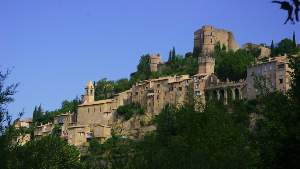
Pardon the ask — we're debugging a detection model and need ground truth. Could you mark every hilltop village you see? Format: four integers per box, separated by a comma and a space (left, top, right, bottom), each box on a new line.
15, 25, 293, 147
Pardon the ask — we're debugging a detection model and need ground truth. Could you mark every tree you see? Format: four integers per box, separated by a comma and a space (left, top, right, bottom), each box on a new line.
292, 31, 296, 46
7, 136, 82, 169
272, 38, 299, 56
130, 55, 152, 84
95, 78, 115, 100
215, 49, 255, 81
114, 78, 131, 93
0, 69, 18, 134
271, 40, 275, 56
127, 102, 258, 169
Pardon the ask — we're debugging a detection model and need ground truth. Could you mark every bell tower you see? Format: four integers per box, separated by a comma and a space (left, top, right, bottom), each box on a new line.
83, 81, 95, 103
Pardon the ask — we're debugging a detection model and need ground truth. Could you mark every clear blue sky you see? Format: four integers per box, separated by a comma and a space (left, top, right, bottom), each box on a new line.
1, 0, 299, 119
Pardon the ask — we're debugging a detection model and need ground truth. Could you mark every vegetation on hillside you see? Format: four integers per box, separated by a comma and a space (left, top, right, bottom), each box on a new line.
214, 43, 257, 81
32, 97, 81, 125
94, 78, 131, 101
129, 48, 198, 85
3, 136, 82, 169
116, 103, 145, 120
271, 38, 299, 56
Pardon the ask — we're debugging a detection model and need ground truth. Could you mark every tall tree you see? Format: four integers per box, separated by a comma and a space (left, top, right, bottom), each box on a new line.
0, 69, 18, 134
293, 31, 296, 47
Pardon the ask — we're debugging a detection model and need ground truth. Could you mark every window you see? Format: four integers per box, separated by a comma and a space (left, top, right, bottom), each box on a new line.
90, 90, 93, 95
157, 84, 160, 88
179, 87, 182, 91
88, 108, 89, 113
279, 79, 283, 84
278, 64, 284, 69
94, 107, 95, 112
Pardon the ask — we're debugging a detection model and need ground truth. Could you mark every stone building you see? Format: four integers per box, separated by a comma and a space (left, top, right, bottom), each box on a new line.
243, 43, 271, 59
14, 119, 32, 129
13, 119, 32, 145
149, 54, 164, 72
67, 125, 90, 146
132, 75, 192, 115
34, 123, 54, 140
246, 55, 291, 99
67, 81, 131, 146
54, 112, 75, 139
194, 25, 239, 57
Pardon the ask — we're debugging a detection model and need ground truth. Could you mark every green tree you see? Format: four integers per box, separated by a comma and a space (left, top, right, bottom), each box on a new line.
114, 78, 131, 93
130, 55, 152, 84
272, 38, 299, 56
116, 103, 144, 120
128, 102, 258, 169
95, 78, 115, 100
0, 69, 18, 133
8, 136, 82, 169
215, 49, 255, 81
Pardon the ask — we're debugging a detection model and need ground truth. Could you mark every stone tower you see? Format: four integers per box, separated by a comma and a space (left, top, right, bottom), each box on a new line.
83, 81, 94, 103
194, 25, 239, 74
149, 54, 163, 72
198, 56, 215, 75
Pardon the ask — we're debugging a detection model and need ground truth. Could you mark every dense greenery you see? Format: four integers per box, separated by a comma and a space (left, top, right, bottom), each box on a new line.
116, 103, 145, 120
130, 48, 198, 84
94, 78, 131, 101
271, 38, 300, 56
32, 97, 81, 125
3, 136, 82, 169
214, 43, 256, 81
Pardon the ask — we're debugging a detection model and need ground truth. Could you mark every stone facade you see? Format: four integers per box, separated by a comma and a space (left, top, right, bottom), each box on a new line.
243, 43, 271, 59
149, 54, 164, 72
132, 75, 192, 115
246, 55, 291, 99
54, 112, 75, 139
34, 123, 54, 140
67, 125, 90, 146
13, 119, 32, 145
194, 25, 239, 57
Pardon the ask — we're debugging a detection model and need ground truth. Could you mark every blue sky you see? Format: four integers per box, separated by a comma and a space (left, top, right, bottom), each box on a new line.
1, 0, 299, 119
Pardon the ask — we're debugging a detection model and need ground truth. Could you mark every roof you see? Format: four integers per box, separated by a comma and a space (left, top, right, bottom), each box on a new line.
68, 125, 89, 129
79, 99, 115, 107
17, 118, 33, 123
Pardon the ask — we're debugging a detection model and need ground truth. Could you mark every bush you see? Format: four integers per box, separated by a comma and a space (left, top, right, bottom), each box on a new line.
116, 103, 145, 120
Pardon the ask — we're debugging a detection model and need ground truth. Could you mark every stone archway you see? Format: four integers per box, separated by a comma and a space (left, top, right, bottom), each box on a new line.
235, 88, 240, 100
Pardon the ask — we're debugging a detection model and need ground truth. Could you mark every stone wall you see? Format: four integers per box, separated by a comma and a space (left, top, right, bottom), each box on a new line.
194, 25, 239, 57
